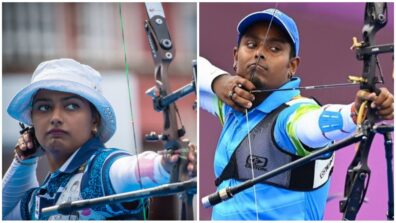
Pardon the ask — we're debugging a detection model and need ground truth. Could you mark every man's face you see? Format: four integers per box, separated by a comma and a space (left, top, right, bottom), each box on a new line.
234, 22, 299, 90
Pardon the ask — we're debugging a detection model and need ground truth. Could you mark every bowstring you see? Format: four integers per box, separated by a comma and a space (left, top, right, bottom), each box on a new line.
245, 111, 259, 220
118, 3, 147, 220
245, 4, 278, 220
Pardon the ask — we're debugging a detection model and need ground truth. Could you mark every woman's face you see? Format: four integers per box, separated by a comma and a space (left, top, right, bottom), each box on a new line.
31, 90, 98, 162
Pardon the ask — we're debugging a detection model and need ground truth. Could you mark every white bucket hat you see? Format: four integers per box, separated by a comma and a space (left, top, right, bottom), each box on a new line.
7, 58, 116, 143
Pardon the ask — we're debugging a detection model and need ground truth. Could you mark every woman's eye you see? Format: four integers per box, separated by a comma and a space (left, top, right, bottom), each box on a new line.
65, 103, 79, 110
37, 105, 50, 111
33, 104, 50, 112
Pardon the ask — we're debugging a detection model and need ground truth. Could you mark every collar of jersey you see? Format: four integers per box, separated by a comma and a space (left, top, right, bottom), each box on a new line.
57, 137, 103, 174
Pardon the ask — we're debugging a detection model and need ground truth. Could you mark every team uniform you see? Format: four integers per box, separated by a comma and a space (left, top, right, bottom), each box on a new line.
199, 57, 357, 220
3, 137, 169, 220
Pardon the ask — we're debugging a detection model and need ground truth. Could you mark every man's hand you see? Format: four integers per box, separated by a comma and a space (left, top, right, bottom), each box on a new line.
212, 74, 256, 112
354, 87, 394, 121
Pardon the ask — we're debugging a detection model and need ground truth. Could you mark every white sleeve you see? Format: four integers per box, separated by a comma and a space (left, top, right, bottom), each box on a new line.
198, 56, 226, 116
3, 201, 23, 220
198, 56, 228, 94
109, 151, 170, 194
295, 103, 357, 148
2, 157, 39, 218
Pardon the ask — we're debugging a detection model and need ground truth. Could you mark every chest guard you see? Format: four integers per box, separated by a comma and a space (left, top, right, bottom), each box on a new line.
215, 104, 334, 191
21, 149, 146, 220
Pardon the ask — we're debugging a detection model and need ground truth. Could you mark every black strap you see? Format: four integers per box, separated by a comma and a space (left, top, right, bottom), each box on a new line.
215, 104, 288, 187
215, 101, 333, 191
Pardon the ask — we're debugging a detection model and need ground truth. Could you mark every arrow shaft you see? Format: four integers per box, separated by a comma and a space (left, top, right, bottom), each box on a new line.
251, 82, 360, 93
41, 178, 196, 218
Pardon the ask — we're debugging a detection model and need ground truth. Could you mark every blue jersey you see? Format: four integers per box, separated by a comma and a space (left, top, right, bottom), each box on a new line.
212, 77, 331, 220
19, 137, 146, 220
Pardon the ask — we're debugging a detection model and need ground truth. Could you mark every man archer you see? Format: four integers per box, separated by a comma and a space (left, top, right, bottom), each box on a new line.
199, 8, 393, 220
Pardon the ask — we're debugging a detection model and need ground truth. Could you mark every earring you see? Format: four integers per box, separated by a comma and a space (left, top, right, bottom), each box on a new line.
233, 65, 237, 71
92, 127, 98, 136
288, 72, 293, 79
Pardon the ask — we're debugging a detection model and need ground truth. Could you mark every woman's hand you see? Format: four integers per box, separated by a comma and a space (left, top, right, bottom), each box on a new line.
161, 140, 197, 178
15, 128, 44, 160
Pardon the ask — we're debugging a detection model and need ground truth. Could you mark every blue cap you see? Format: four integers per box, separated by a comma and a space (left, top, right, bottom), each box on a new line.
237, 8, 299, 56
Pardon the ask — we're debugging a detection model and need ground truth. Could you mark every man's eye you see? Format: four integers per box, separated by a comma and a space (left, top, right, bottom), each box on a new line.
65, 103, 79, 110
247, 41, 256, 48
269, 46, 280, 52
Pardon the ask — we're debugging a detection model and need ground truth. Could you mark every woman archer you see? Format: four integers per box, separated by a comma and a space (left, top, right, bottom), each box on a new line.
3, 58, 196, 220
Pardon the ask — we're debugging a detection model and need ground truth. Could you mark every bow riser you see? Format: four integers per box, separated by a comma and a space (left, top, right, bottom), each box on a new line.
340, 3, 394, 220
360, 3, 387, 92
144, 6, 187, 177
144, 3, 195, 220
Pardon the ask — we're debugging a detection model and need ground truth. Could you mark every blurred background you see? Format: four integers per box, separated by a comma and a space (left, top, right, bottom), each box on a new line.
2, 2, 197, 219
200, 2, 394, 220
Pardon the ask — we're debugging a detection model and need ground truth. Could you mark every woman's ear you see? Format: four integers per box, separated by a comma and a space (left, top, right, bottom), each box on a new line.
91, 109, 100, 132
91, 116, 100, 137
93, 113, 100, 126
